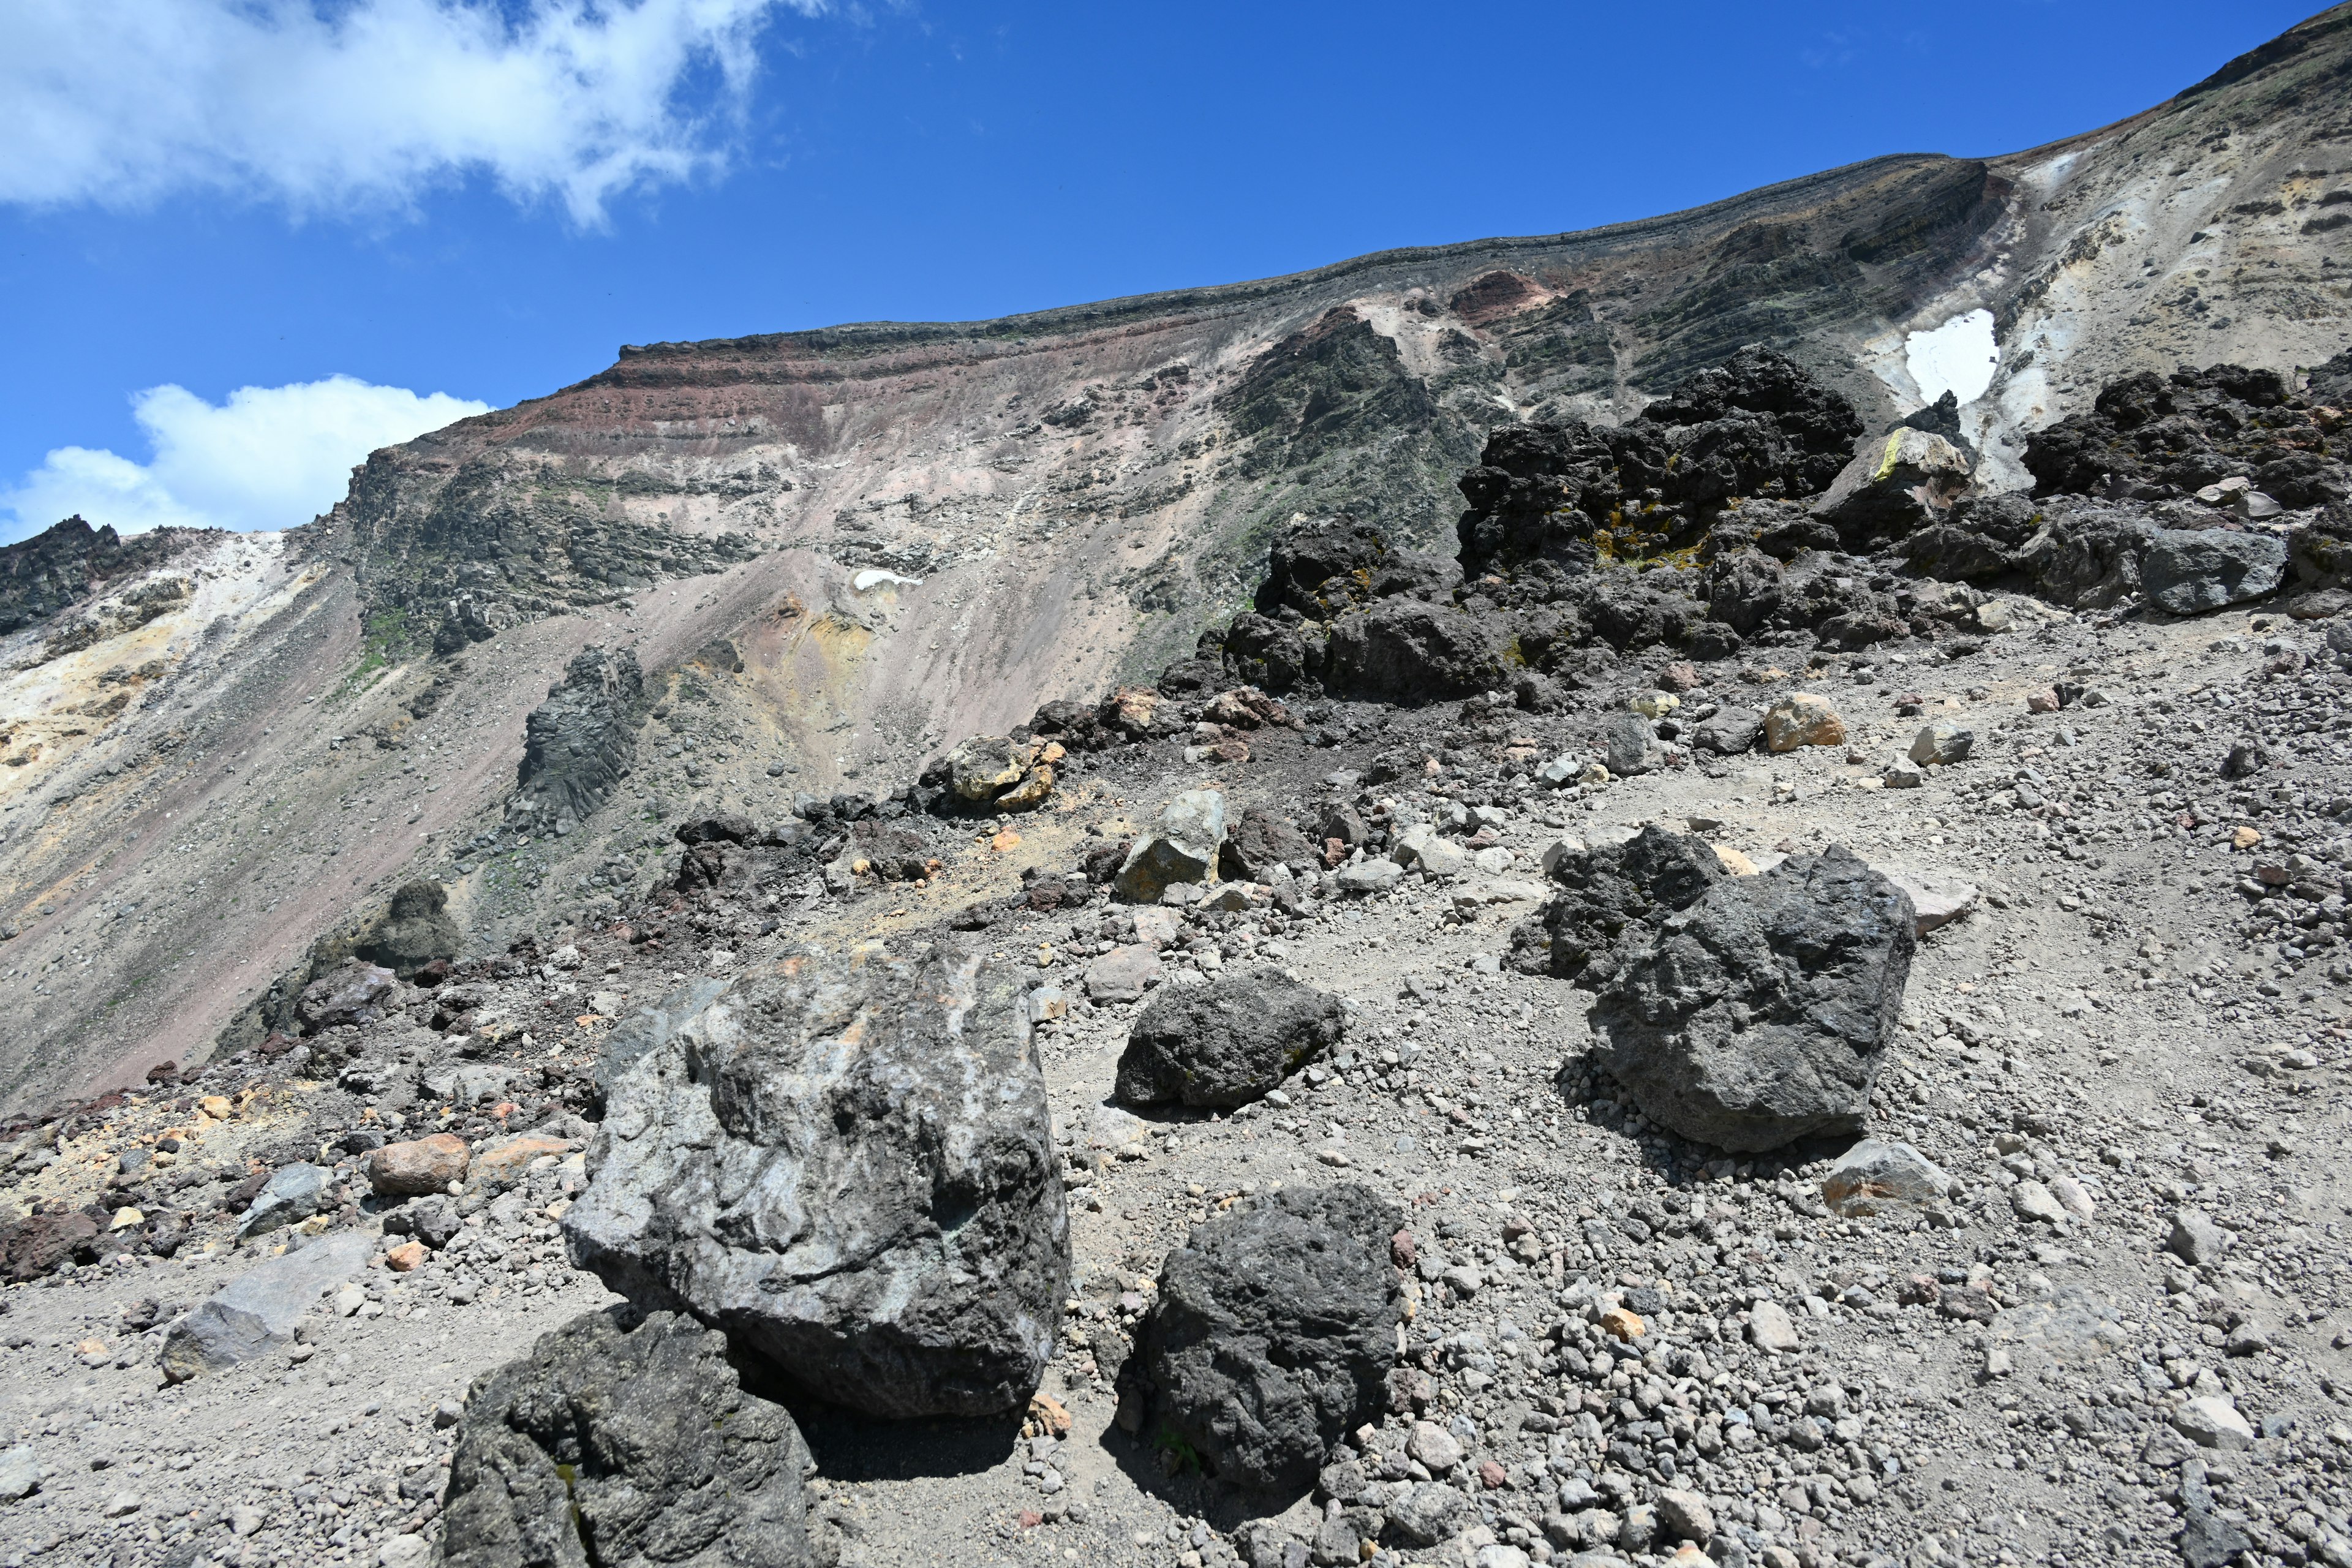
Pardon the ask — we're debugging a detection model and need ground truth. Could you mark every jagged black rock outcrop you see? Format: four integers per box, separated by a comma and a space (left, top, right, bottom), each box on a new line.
1454, 345, 1863, 577
510, 644, 650, 834
2020, 363, 2350, 507
0, 516, 208, 637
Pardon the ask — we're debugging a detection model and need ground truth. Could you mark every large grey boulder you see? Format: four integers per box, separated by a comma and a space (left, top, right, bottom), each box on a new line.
564, 941, 1069, 1419
1505, 825, 1722, 984
1811, 428, 1972, 544
160, 1232, 371, 1381
1115, 790, 1227, 903
1590, 845, 1916, 1152
1114, 970, 1344, 1109
592, 976, 728, 1104
440, 1308, 826, 1568
296, 960, 396, 1033
1131, 1185, 1401, 1494
2141, 528, 2288, 615
1600, 712, 1661, 777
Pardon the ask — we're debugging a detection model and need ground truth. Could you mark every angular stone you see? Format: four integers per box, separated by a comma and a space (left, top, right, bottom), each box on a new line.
2142, 529, 2289, 616
2010, 1180, 2067, 1224
1406, 1421, 1463, 1472
1748, 1300, 1801, 1352
1602, 712, 1662, 776
565, 941, 1069, 1419
2168, 1208, 2230, 1265
1336, 859, 1404, 895
1386, 1483, 1474, 1548
1591, 846, 1915, 1152
1812, 428, 1973, 542
238, 1164, 334, 1238
297, 960, 396, 1033
1394, 824, 1469, 876
1762, 693, 1844, 752
364, 1134, 470, 1197
1691, 705, 1762, 755
1133, 1185, 1401, 1493
1907, 722, 1973, 765
1820, 1139, 1951, 1216
1115, 969, 1343, 1109
1869, 864, 1979, 935
1085, 944, 1163, 1005
1115, 790, 1226, 903
1653, 1487, 1715, 1545
2173, 1395, 2255, 1451
473, 1135, 568, 1190
0, 1445, 39, 1502
441, 1308, 823, 1568
160, 1233, 372, 1381
511, 644, 650, 831
946, 734, 1027, 801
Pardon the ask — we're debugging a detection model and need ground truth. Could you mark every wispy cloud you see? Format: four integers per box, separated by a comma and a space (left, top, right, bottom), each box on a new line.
2, 377, 491, 543
0, 0, 823, 225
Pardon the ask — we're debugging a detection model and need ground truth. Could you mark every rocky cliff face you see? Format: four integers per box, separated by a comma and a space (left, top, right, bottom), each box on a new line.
1, 5, 2349, 1112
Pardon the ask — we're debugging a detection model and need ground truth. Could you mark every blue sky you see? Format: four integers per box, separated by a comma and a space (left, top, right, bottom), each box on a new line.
0, 0, 2323, 543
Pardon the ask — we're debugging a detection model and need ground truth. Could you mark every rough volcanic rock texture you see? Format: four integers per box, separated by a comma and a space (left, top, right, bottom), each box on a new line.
1454, 346, 1863, 576
512, 644, 650, 832
562, 941, 1069, 1419
2021, 364, 2351, 507
1324, 597, 1507, 703
1590, 845, 1917, 1152
1506, 825, 1724, 983
0, 517, 208, 636
1134, 1184, 1402, 1494
440, 1307, 827, 1568
1114, 969, 1344, 1109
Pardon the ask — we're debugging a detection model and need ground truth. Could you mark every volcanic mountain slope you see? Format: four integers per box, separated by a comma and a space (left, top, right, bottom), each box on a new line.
3, 5, 2352, 1112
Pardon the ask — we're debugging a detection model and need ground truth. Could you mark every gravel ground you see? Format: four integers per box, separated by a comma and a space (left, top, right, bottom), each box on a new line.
3, 593, 2351, 1568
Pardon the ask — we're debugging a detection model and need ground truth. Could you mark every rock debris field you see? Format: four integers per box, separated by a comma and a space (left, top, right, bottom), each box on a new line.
1, 350, 2351, 1568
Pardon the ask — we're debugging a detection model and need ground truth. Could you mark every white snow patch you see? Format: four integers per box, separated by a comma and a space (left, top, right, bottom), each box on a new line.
1905, 309, 1999, 407
851, 568, 922, 592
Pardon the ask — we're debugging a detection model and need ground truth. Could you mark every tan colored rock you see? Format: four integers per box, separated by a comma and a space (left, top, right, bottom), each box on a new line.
1599, 1307, 1646, 1341
364, 1133, 470, 1197
1762, 693, 1844, 752
1713, 845, 1758, 875
196, 1096, 233, 1121
473, 1134, 570, 1189
384, 1241, 429, 1272
995, 764, 1054, 812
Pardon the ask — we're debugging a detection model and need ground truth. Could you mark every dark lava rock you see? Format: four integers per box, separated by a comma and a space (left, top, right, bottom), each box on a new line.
1506, 826, 1722, 983
1219, 807, 1316, 883
1253, 513, 1458, 621
564, 941, 1069, 1419
441, 1307, 827, 1568
2141, 527, 2290, 614
1691, 704, 1763, 755
2021, 363, 2351, 507
354, 881, 461, 979
1324, 597, 1507, 702
511, 644, 650, 834
1703, 551, 1782, 633
1133, 1185, 1402, 1494
1114, 970, 1344, 1109
1901, 521, 2012, 582
1590, 845, 1916, 1152
1456, 345, 1860, 577
0, 516, 204, 637
2309, 349, 2352, 407
2010, 502, 2158, 609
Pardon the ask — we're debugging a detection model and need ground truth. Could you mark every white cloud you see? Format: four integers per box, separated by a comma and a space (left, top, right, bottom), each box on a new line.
0, 0, 820, 224
3, 377, 492, 543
